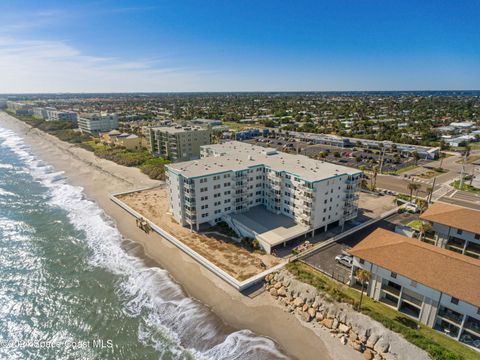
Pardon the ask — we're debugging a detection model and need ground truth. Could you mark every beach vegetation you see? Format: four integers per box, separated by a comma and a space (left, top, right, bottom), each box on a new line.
286, 261, 476, 360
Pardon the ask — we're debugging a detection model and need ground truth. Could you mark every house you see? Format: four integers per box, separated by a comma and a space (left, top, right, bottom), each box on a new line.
349, 228, 480, 348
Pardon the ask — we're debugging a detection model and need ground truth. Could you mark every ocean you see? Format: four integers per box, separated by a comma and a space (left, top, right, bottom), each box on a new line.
0, 126, 287, 360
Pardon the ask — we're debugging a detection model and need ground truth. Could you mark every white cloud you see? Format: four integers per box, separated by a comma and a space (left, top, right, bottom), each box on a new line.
0, 35, 218, 93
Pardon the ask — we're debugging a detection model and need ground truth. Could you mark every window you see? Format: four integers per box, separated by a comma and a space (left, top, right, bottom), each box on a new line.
457, 229, 463, 235
451, 297, 459, 305
410, 280, 417, 288
359, 259, 365, 265
391, 272, 397, 279
475, 234, 480, 240
213, 184, 220, 190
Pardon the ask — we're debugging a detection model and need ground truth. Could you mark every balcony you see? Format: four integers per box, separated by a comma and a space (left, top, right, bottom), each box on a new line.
446, 237, 466, 254
464, 316, 480, 336
380, 294, 399, 308
438, 306, 464, 325
381, 282, 401, 297
465, 242, 480, 259
401, 293, 423, 308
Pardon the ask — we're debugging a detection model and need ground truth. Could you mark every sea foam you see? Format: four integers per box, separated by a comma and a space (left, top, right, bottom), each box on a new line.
0, 127, 287, 360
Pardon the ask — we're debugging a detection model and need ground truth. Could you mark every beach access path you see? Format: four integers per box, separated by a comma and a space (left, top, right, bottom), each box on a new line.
0, 111, 363, 360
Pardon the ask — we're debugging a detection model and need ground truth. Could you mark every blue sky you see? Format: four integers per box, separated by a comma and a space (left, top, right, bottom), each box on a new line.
0, 0, 479, 92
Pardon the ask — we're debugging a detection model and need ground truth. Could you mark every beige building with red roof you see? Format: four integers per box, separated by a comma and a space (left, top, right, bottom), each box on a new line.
349, 228, 480, 349
420, 202, 480, 259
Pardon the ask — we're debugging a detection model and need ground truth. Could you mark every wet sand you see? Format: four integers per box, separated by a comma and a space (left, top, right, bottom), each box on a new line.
0, 111, 362, 360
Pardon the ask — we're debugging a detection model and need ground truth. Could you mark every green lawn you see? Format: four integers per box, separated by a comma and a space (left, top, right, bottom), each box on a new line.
223, 121, 265, 131
387, 164, 419, 175
451, 180, 480, 194
286, 262, 477, 360
406, 220, 424, 231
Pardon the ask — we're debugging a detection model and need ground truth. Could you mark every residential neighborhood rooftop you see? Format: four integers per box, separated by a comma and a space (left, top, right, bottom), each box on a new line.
420, 202, 480, 235
348, 228, 480, 307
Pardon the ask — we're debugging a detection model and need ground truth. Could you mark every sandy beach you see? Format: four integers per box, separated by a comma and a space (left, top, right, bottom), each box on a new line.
0, 111, 362, 360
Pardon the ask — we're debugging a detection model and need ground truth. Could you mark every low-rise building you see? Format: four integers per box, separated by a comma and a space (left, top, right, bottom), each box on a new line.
349, 228, 480, 348
101, 130, 141, 151
78, 113, 118, 133
145, 125, 211, 162
166, 141, 362, 253
420, 202, 480, 259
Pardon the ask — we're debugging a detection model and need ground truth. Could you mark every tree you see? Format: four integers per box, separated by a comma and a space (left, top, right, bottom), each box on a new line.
356, 269, 370, 311
419, 222, 432, 241
407, 182, 421, 201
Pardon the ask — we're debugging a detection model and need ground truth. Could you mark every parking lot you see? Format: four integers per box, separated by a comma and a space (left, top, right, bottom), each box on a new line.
244, 136, 430, 173
301, 212, 419, 283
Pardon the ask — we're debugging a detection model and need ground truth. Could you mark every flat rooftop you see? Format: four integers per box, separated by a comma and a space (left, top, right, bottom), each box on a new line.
230, 206, 310, 247
148, 126, 208, 134
167, 141, 361, 182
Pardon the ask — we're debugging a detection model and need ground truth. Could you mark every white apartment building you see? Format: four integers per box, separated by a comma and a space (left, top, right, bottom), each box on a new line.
349, 228, 480, 349
78, 113, 119, 133
166, 141, 362, 253
33, 106, 78, 122
420, 203, 480, 259
33, 107, 49, 119
145, 125, 211, 162
46, 109, 78, 122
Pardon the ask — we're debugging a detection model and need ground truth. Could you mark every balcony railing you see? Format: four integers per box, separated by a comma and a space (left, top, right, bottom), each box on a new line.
401, 293, 423, 307
464, 316, 480, 335
438, 307, 464, 325
382, 284, 401, 297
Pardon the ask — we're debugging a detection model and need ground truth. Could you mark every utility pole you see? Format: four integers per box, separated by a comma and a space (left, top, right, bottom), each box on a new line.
379, 146, 386, 174
428, 177, 436, 204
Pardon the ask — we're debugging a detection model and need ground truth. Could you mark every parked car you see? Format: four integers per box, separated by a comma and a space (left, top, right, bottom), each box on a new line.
335, 254, 353, 268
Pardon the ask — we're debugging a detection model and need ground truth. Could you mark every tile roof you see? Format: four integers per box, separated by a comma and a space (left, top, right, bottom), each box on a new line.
348, 228, 480, 307
420, 202, 480, 235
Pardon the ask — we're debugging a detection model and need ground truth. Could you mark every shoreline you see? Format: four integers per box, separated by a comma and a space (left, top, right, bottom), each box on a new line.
0, 111, 362, 360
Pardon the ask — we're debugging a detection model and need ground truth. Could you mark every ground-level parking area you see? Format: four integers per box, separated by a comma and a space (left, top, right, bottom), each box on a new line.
242, 137, 433, 173
301, 212, 419, 283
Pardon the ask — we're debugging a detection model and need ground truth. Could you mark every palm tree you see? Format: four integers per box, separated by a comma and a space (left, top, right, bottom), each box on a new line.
419, 222, 432, 241
356, 269, 370, 311
407, 182, 420, 201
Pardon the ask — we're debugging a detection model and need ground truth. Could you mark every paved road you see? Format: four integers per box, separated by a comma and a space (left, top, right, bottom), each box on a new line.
438, 189, 480, 211
302, 213, 418, 282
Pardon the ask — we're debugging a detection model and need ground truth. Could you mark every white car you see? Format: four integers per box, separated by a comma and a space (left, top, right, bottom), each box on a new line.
335, 254, 353, 268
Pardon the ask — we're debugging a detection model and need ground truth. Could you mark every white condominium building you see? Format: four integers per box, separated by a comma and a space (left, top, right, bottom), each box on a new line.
166, 141, 362, 252
145, 125, 211, 162
78, 113, 119, 133
46, 109, 78, 122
